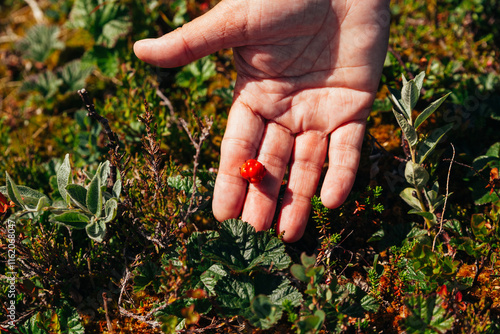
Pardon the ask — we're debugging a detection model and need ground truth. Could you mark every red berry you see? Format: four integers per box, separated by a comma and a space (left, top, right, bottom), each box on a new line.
240, 159, 266, 184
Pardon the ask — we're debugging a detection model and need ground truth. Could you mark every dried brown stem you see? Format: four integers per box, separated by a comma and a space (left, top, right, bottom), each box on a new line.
179, 114, 213, 226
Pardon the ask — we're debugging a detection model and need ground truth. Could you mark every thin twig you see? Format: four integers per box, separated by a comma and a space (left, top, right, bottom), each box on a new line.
179, 115, 213, 226
443, 158, 500, 200
388, 45, 415, 80
433, 143, 455, 251
103, 292, 115, 333
78, 88, 120, 186
156, 88, 176, 118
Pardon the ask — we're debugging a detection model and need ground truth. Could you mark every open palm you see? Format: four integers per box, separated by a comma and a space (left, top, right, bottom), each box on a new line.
134, 0, 390, 242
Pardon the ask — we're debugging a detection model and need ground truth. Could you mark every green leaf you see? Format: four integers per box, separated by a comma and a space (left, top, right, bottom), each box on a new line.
133, 262, 162, 293
249, 295, 281, 330
202, 219, 291, 273
215, 275, 254, 316
167, 174, 201, 195
393, 108, 418, 146
99, 161, 111, 189
16, 24, 64, 63
57, 154, 72, 205
400, 188, 423, 211
82, 46, 120, 77
401, 79, 419, 121
58, 60, 94, 93
200, 264, 227, 296
103, 198, 117, 223
300, 252, 317, 267
1, 180, 50, 211
20, 70, 62, 99
414, 92, 451, 129
404, 294, 454, 333
67, 0, 131, 48
112, 170, 122, 198
53, 211, 89, 229
297, 311, 325, 333
417, 123, 453, 164
405, 161, 429, 189
471, 214, 491, 241
5, 172, 25, 209
290, 264, 308, 282
485, 142, 500, 157
86, 168, 102, 218
414, 71, 426, 91
215, 273, 301, 328
66, 184, 88, 210
361, 294, 380, 313
85, 218, 106, 242
408, 210, 437, 225
388, 87, 405, 116
35, 196, 51, 212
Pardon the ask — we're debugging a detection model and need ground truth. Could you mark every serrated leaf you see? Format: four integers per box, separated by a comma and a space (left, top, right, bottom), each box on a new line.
405, 161, 429, 189
58, 60, 94, 93
401, 79, 419, 121
414, 92, 451, 129
53, 211, 89, 229
361, 294, 380, 313
202, 219, 291, 273
81, 45, 120, 77
393, 109, 418, 146
6, 172, 26, 209
57, 154, 72, 205
85, 218, 106, 242
215, 275, 254, 316
66, 184, 88, 210
215, 273, 301, 328
67, 0, 131, 48
167, 174, 201, 195
16, 24, 64, 63
200, 264, 227, 296
417, 123, 453, 164
133, 262, 162, 293
400, 188, 423, 211
86, 168, 102, 217
405, 294, 454, 333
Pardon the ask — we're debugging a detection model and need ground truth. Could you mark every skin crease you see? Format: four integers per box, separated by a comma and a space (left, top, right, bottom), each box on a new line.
134, 0, 391, 242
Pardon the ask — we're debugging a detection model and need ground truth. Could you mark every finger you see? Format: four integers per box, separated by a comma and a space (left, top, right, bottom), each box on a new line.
212, 100, 265, 222
241, 122, 294, 231
320, 120, 366, 208
134, 1, 247, 67
277, 132, 328, 242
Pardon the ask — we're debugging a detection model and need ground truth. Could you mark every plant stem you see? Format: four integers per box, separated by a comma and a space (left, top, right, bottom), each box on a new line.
410, 144, 432, 228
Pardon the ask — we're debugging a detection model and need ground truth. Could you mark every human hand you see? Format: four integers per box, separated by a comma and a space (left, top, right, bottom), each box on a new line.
134, 0, 390, 242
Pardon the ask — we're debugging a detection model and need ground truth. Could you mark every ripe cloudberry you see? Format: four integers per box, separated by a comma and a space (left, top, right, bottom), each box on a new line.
240, 159, 266, 184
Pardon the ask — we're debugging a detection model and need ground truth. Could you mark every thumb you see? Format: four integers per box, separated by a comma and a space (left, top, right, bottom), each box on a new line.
134, 1, 247, 68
